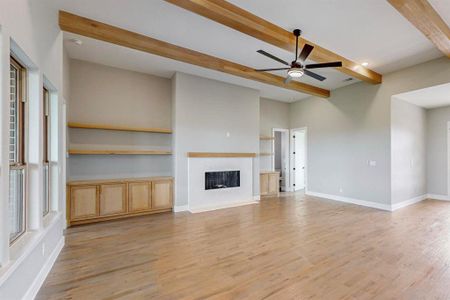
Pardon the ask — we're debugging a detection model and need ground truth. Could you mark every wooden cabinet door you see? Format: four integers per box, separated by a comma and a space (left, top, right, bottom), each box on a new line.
99, 183, 127, 217
260, 174, 268, 196
70, 185, 99, 220
268, 173, 279, 195
128, 182, 151, 212
152, 180, 173, 209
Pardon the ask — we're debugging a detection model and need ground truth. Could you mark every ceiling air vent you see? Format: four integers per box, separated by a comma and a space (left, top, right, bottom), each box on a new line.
343, 77, 353, 82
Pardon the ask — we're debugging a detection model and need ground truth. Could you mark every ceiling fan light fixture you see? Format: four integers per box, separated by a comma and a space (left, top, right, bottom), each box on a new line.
288, 68, 304, 78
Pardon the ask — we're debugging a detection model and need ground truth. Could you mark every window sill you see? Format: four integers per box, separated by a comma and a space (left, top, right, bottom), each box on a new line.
43, 211, 59, 228
0, 212, 62, 286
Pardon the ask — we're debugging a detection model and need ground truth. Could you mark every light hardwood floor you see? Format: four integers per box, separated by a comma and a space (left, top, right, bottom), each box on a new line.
37, 193, 450, 299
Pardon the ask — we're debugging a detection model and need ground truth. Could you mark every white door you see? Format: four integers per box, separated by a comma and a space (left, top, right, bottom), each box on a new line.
293, 130, 306, 190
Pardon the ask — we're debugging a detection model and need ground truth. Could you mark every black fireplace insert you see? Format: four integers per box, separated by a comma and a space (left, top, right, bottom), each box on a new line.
205, 171, 240, 190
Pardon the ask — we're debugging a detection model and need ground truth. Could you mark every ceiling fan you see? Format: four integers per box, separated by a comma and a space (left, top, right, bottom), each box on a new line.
255, 29, 342, 83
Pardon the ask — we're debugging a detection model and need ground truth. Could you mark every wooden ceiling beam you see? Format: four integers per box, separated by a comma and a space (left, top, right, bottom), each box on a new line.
165, 0, 382, 84
59, 11, 329, 98
388, 0, 450, 57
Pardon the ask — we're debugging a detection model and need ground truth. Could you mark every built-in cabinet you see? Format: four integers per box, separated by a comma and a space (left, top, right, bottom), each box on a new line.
128, 182, 152, 212
70, 185, 99, 221
68, 177, 173, 226
152, 179, 173, 209
260, 171, 280, 197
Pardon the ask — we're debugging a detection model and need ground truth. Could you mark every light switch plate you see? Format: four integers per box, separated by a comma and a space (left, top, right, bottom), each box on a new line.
368, 160, 377, 167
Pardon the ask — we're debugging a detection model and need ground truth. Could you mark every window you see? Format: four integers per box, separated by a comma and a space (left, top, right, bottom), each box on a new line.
43, 87, 50, 216
9, 57, 27, 243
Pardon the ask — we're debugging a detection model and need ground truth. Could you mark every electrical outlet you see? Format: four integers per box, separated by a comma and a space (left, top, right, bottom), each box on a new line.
226, 132, 230, 138
339, 187, 343, 193
368, 160, 377, 167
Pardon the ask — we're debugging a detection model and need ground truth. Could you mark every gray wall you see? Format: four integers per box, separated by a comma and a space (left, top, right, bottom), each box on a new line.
172, 72, 260, 206
289, 57, 450, 205
427, 105, 450, 196
69, 59, 171, 127
391, 98, 427, 204
259, 97, 289, 171
67, 60, 172, 180
260, 97, 289, 136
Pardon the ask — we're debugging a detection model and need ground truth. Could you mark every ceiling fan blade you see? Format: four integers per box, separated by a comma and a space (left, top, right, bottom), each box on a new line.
305, 61, 342, 69
284, 75, 293, 84
254, 67, 290, 72
257, 50, 290, 66
304, 70, 326, 81
298, 44, 314, 62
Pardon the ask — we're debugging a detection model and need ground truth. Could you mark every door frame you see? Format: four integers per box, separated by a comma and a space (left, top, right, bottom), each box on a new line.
290, 127, 308, 192
272, 128, 290, 191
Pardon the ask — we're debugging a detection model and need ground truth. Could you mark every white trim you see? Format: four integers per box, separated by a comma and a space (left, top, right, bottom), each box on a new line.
189, 200, 257, 213
0, 212, 62, 286
253, 195, 260, 201
391, 194, 427, 211
306, 191, 391, 211
427, 194, 450, 201
173, 205, 189, 212
22, 237, 64, 300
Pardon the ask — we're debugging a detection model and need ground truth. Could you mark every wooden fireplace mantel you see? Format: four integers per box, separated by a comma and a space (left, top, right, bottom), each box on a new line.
187, 152, 256, 158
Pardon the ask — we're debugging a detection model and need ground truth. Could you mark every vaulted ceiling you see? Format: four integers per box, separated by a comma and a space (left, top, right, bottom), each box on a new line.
54, 0, 448, 102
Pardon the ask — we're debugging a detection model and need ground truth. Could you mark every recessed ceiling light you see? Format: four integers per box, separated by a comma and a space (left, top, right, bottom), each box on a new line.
69, 38, 83, 45
361, 62, 369, 67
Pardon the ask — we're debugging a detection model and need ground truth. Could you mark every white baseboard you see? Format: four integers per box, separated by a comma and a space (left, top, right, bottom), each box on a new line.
173, 205, 189, 212
427, 194, 450, 201
391, 194, 427, 211
24, 237, 64, 300
189, 200, 257, 213
306, 191, 391, 211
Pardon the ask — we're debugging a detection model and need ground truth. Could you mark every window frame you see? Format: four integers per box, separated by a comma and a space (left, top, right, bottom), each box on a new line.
43, 86, 50, 216
9, 56, 27, 244
10, 57, 26, 165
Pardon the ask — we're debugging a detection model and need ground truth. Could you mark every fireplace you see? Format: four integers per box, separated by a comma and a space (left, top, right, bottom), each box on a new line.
205, 171, 240, 190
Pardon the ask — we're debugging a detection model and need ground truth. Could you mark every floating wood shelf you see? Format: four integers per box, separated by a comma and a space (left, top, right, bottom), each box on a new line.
69, 149, 172, 155
68, 122, 172, 134
259, 152, 274, 156
188, 152, 256, 158
260, 136, 275, 140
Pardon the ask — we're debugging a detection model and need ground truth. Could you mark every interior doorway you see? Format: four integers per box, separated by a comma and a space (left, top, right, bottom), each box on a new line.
272, 128, 290, 192
290, 128, 307, 191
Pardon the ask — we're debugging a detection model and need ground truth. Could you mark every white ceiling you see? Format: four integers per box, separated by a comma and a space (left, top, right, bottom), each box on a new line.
55, 0, 447, 102
395, 83, 450, 109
